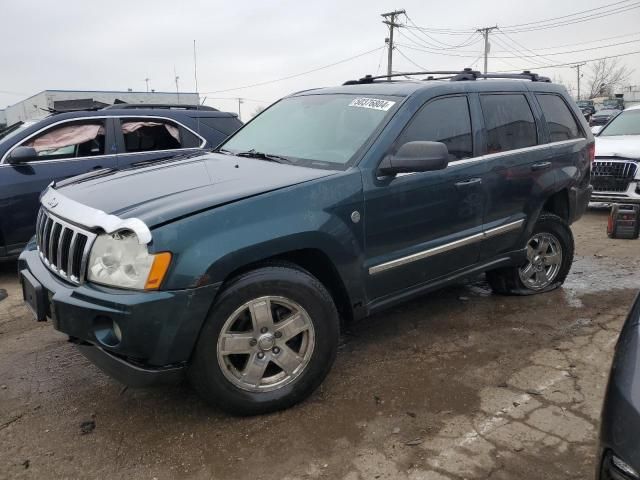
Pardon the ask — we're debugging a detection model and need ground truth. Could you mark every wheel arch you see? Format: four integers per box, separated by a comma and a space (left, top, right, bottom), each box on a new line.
215, 247, 356, 326
541, 188, 570, 222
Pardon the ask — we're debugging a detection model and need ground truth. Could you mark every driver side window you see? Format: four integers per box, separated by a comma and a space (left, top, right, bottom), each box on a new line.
22, 120, 106, 161
395, 96, 473, 161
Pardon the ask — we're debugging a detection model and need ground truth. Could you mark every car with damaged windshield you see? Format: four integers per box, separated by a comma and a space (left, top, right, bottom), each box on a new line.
591, 104, 640, 204
0, 104, 242, 260
19, 69, 593, 415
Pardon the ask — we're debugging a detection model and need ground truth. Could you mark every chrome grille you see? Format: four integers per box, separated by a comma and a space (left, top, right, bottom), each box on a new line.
36, 208, 96, 284
592, 160, 638, 193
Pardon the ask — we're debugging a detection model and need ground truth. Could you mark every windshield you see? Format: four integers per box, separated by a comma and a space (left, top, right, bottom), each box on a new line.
599, 109, 640, 136
221, 94, 401, 168
0, 121, 36, 144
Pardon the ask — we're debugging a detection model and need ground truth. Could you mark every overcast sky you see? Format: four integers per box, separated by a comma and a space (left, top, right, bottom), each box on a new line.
1, 0, 639, 117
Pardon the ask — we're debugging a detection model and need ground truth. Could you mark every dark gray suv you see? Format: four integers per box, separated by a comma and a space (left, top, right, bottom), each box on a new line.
19, 70, 593, 415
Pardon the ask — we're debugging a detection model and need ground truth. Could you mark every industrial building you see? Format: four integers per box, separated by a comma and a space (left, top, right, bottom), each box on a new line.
0, 90, 200, 127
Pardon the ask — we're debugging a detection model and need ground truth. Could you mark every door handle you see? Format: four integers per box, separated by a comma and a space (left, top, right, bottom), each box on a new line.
455, 178, 482, 188
531, 161, 552, 171
92, 165, 104, 170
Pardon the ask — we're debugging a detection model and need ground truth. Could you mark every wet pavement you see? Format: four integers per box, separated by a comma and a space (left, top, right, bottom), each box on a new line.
1, 209, 638, 480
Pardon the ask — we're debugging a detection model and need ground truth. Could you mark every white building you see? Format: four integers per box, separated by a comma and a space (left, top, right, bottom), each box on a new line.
3, 90, 200, 126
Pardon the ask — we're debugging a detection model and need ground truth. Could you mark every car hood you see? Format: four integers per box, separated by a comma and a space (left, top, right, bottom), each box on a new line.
595, 135, 640, 161
54, 152, 337, 226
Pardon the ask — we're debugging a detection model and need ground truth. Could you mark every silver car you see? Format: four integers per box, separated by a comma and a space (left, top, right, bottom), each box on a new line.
591, 105, 640, 204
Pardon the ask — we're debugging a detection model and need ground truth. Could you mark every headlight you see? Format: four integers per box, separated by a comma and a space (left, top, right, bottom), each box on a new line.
87, 232, 171, 290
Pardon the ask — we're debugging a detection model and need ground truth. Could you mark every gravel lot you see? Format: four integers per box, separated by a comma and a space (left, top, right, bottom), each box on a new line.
1, 209, 639, 480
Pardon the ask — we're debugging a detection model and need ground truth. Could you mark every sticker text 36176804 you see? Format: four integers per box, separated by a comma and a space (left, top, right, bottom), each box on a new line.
348, 97, 396, 111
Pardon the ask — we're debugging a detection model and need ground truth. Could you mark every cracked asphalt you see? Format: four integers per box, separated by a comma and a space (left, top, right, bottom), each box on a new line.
1, 208, 639, 480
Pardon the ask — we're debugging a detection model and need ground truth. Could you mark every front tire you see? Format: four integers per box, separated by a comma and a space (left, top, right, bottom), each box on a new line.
189, 264, 340, 415
487, 213, 574, 295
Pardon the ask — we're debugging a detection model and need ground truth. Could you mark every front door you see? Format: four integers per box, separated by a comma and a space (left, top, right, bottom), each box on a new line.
0, 118, 117, 255
363, 95, 486, 301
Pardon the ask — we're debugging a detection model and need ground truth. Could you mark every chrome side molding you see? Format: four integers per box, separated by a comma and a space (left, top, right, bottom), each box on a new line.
369, 219, 524, 275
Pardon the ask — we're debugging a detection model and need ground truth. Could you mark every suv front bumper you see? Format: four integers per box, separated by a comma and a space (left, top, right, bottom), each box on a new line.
591, 181, 640, 204
18, 246, 218, 386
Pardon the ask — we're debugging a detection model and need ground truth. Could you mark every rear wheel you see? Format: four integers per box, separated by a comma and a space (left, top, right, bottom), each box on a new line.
189, 264, 339, 415
487, 213, 574, 295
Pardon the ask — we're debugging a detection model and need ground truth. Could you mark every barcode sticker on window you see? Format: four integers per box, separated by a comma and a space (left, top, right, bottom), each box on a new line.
348, 98, 396, 111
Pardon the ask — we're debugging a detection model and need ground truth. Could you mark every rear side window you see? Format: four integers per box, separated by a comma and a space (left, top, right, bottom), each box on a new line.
480, 94, 537, 154
120, 119, 189, 153
536, 94, 583, 142
396, 95, 473, 161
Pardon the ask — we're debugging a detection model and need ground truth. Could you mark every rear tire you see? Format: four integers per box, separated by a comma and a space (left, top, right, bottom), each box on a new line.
487, 212, 574, 295
189, 264, 340, 415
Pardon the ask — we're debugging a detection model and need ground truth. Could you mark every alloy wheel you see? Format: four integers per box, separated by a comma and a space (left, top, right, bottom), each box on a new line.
216, 296, 315, 392
518, 233, 563, 290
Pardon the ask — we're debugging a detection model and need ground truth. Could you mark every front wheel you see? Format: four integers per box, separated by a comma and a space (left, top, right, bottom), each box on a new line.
189, 264, 340, 415
487, 213, 574, 295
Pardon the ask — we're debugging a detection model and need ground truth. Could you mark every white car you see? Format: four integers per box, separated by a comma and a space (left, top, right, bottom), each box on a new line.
591, 104, 640, 204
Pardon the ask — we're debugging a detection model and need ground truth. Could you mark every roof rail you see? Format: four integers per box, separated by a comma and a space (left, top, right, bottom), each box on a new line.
343, 68, 551, 85
102, 103, 218, 111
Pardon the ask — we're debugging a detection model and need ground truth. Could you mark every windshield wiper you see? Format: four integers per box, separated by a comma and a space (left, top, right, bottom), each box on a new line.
234, 149, 291, 164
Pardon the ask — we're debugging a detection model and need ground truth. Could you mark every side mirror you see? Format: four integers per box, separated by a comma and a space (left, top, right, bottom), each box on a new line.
378, 141, 449, 175
591, 126, 603, 135
7, 146, 38, 164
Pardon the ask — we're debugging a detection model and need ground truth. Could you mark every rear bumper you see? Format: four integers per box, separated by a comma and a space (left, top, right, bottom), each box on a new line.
18, 245, 219, 385
569, 185, 593, 223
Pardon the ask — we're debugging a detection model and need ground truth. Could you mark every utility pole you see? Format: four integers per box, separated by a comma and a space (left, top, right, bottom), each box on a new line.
571, 63, 586, 100
174, 66, 180, 104
237, 98, 243, 121
476, 26, 498, 74
144, 78, 150, 92
381, 9, 405, 80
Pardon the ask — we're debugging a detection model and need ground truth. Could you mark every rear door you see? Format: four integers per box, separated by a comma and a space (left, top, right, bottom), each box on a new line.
114, 117, 205, 168
0, 118, 117, 254
476, 92, 551, 260
364, 94, 487, 301
534, 93, 589, 200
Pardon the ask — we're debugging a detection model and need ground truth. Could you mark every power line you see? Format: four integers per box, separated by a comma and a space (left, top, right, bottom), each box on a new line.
500, 0, 636, 30
500, 2, 640, 32
494, 49, 640, 72
404, 14, 480, 49
404, 1, 640, 35
397, 37, 640, 59
395, 47, 428, 70
495, 28, 561, 66
200, 46, 384, 94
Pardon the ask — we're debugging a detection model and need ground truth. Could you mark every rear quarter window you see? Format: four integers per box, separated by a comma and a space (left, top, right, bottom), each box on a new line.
536, 94, 584, 142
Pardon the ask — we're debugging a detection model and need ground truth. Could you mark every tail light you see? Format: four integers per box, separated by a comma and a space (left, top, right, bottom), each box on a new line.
588, 143, 595, 164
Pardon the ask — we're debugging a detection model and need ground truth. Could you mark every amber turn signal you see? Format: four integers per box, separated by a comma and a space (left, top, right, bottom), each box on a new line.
144, 252, 172, 290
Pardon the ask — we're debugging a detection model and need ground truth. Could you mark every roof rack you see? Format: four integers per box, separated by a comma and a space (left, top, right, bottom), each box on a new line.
102, 103, 218, 111
343, 68, 551, 85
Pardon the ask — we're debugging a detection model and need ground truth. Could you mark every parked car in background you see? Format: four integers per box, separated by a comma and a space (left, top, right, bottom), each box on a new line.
577, 99, 596, 121
591, 108, 622, 132
591, 105, 640, 204
0, 105, 242, 260
599, 291, 640, 480
18, 69, 593, 415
